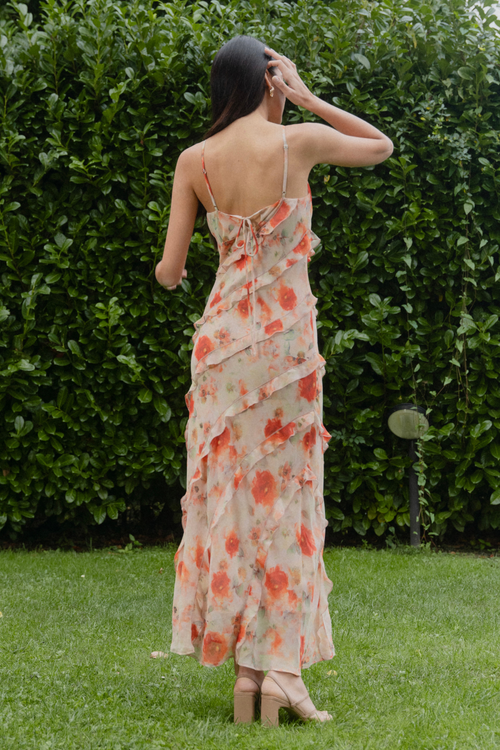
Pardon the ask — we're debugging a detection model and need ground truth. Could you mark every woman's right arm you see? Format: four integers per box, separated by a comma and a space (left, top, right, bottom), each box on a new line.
265, 48, 393, 168
301, 98, 393, 167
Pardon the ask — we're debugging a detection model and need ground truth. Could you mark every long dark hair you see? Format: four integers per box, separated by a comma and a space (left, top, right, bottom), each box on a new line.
204, 35, 277, 139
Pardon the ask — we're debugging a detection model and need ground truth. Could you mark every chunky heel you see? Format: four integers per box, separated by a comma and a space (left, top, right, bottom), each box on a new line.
234, 691, 256, 724
233, 672, 262, 724
261, 694, 282, 727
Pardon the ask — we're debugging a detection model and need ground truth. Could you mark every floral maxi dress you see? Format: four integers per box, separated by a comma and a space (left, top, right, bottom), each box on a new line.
170, 126, 335, 675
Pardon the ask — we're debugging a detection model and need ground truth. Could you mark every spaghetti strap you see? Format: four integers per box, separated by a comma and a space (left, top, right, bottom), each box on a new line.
202, 128, 288, 212
281, 125, 288, 199
201, 140, 218, 211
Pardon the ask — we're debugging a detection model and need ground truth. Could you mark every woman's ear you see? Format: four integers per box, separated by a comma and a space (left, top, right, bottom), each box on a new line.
264, 70, 274, 92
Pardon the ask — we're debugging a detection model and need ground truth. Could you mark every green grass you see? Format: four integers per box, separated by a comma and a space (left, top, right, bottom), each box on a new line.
0, 545, 499, 750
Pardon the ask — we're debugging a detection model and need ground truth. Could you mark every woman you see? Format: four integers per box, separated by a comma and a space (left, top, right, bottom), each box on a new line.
155, 36, 393, 726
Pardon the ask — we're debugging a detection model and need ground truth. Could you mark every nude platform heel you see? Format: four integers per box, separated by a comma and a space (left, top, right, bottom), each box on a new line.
260, 673, 332, 727
233, 674, 261, 724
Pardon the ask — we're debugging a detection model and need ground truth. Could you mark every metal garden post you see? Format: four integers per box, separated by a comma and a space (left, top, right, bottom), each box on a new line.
388, 404, 429, 547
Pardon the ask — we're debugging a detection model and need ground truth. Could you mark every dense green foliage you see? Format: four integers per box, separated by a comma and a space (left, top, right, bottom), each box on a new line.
1, 0, 500, 540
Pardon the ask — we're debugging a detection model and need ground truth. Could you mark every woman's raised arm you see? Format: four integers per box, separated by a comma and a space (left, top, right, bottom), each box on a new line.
265, 47, 393, 168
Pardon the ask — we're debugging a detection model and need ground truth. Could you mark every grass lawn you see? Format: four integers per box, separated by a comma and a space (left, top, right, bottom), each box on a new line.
0, 544, 499, 750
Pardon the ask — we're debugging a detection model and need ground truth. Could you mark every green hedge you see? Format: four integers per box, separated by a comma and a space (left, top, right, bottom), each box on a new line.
1, 0, 500, 541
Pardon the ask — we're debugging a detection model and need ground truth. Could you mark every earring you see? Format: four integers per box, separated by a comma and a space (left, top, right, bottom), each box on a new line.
269, 86, 274, 98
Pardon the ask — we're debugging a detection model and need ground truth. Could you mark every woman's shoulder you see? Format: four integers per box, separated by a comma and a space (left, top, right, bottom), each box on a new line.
284, 121, 342, 167
174, 141, 205, 177
177, 121, 327, 167
284, 121, 331, 145
178, 141, 204, 160
176, 133, 228, 166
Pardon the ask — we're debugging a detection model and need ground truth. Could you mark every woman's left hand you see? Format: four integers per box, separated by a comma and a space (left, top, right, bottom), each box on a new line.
167, 269, 187, 290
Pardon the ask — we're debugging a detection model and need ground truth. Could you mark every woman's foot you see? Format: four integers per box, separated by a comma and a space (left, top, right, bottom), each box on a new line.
262, 669, 332, 723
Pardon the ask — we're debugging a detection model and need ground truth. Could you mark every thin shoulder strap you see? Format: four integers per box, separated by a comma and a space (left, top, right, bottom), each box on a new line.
202, 133, 287, 210
281, 125, 288, 199
201, 141, 218, 211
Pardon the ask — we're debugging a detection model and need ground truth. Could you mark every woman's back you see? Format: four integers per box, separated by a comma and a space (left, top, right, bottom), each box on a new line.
193, 117, 310, 218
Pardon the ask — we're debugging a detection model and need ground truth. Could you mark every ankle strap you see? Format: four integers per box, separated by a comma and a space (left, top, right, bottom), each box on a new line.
236, 674, 261, 690
265, 673, 312, 710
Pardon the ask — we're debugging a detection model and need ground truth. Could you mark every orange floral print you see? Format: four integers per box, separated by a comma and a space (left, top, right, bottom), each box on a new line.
268, 628, 283, 654
249, 527, 261, 544
195, 542, 204, 569
211, 426, 231, 456
265, 417, 282, 437
265, 319, 283, 335
257, 296, 272, 321
277, 283, 297, 311
215, 327, 231, 344
265, 566, 289, 601
256, 549, 267, 570
293, 234, 311, 256
275, 421, 295, 442
211, 570, 231, 599
237, 298, 250, 317
251, 470, 278, 507
279, 461, 292, 490
269, 201, 291, 228
194, 335, 214, 361
225, 530, 239, 558
302, 426, 317, 451
297, 524, 317, 557
236, 624, 246, 643
199, 380, 216, 403
273, 631, 283, 652
300, 635, 306, 663
233, 469, 244, 489
235, 254, 248, 271
186, 392, 194, 416
203, 632, 228, 665
210, 291, 221, 307
298, 371, 317, 402
232, 611, 242, 630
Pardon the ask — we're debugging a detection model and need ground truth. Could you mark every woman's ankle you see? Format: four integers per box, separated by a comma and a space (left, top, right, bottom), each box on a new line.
238, 665, 264, 677
268, 669, 302, 679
